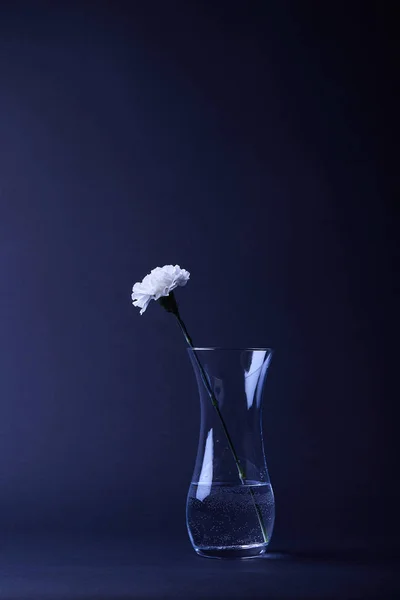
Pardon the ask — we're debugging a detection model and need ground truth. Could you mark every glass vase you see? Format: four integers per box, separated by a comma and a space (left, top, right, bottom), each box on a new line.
186, 347, 275, 559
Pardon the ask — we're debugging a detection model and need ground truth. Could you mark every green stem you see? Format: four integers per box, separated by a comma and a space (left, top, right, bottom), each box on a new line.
174, 313, 268, 544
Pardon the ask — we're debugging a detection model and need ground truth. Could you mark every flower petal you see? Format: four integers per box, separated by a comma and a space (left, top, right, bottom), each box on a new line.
131, 265, 190, 314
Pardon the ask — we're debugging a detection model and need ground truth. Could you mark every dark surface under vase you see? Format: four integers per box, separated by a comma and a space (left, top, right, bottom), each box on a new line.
1, 533, 398, 600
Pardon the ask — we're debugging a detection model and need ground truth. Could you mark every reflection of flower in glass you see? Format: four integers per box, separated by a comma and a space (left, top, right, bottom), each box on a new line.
131, 264, 190, 314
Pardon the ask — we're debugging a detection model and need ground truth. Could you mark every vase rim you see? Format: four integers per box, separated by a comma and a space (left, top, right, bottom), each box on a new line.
187, 347, 273, 352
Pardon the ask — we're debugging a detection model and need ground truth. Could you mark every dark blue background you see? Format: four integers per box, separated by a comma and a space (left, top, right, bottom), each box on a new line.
0, 1, 397, 586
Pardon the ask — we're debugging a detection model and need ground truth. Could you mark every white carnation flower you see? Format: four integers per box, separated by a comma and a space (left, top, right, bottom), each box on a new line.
131, 265, 190, 314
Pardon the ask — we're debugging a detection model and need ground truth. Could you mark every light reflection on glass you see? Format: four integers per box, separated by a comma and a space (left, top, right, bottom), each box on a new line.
244, 350, 267, 409
196, 427, 214, 501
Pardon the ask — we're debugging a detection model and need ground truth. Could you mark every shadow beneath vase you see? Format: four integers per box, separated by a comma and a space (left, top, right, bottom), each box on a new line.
264, 547, 400, 566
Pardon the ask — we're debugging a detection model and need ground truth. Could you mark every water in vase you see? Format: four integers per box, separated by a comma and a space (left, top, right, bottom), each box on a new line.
187, 481, 275, 556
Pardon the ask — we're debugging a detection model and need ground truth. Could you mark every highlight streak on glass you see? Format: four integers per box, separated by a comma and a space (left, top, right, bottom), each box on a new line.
196, 428, 214, 501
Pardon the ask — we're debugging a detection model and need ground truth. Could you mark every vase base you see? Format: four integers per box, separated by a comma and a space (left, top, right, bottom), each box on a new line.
194, 543, 268, 560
